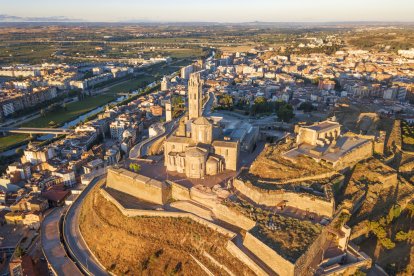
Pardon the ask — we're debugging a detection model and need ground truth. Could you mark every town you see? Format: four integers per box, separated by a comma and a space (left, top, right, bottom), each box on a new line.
0, 21, 414, 276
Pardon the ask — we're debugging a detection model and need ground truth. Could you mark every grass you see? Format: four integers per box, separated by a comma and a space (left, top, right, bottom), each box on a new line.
0, 134, 29, 152
226, 197, 322, 262
25, 75, 157, 128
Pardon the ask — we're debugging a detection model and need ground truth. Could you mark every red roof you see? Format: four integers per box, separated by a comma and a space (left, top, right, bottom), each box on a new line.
41, 189, 70, 202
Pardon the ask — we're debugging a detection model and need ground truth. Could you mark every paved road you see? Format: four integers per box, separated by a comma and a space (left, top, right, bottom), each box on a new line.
129, 122, 167, 159
203, 92, 215, 117
63, 177, 109, 276
41, 207, 82, 276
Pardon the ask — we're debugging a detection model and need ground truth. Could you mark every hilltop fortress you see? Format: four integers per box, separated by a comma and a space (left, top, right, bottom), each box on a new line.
284, 120, 375, 169
98, 73, 375, 275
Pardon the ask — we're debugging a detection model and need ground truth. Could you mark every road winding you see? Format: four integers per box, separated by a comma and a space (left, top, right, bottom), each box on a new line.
62, 177, 109, 276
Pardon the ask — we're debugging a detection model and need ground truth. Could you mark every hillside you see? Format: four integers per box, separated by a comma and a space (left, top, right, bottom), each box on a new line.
79, 185, 254, 276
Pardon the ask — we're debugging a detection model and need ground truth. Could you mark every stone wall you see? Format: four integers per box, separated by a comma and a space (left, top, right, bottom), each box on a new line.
226, 241, 268, 276
234, 179, 335, 218
189, 187, 219, 208
336, 140, 373, 169
100, 188, 234, 237
101, 187, 277, 275
256, 171, 338, 185
212, 204, 256, 231
294, 226, 329, 275
106, 167, 171, 205
170, 181, 191, 201
169, 181, 256, 230
243, 232, 295, 276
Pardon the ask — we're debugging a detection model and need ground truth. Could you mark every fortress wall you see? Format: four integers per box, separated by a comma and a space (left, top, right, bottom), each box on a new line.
294, 227, 329, 276
100, 188, 235, 237
170, 201, 213, 221
106, 168, 170, 205
400, 161, 414, 173
189, 188, 219, 208
337, 141, 373, 168
377, 173, 398, 188
212, 204, 256, 231
226, 241, 268, 276
170, 181, 191, 201
102, 188, 274, 274
234, 179, 335, 218
258, 171, 338, 185
243, 232, 295, 276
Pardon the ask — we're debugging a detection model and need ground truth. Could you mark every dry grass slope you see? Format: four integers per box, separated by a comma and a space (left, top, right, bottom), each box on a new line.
249, 140, 332, 181
79, 185, 254, 276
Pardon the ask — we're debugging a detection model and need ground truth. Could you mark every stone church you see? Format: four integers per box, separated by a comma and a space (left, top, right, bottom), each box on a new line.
164, 73, 239, 179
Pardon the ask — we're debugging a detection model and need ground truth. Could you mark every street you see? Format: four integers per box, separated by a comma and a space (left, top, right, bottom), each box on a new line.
62, 177, 109, 276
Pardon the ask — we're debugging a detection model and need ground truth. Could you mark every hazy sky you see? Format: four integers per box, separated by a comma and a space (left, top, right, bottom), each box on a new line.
2, 0, 414, 22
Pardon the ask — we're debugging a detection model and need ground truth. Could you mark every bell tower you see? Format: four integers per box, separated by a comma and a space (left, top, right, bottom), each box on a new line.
188, 73, 202, 120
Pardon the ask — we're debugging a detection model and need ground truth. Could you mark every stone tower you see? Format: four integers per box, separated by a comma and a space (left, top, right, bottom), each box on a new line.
165, 101, 172, 122
188, 73, 202, 120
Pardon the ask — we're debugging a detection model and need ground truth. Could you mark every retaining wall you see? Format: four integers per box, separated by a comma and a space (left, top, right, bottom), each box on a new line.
170, 181, 191, 200
256, 171, 337, 185
234, 179, 335, 218
243, 232, 295, 276
226, 241, 268, 276
100, 188, 234, 237
212, 204, 256, 231
106, 167, 171, 205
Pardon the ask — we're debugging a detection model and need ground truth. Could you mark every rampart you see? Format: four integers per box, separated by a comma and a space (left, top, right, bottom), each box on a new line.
169, 181, 256, 230
100, 188, 268, 275
234, 179, 335, 218
256, 171, 337, 185
212, 204, 256, 230
243, 232, 295, 275
106, 167, 171, 205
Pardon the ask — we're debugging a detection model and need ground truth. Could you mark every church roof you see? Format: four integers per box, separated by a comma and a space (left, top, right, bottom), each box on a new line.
185, 147, 208, 157
166, 136, 193, 144
192, 116, 211, 126
212, 140, 238, 148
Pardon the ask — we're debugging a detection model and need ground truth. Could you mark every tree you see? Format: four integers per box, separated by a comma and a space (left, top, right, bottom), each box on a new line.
277, 103, 294, 122
15, 246, 24, 258
63, 103, 67, 111
15, 148, 24, 156
395, 230, 414, 243
129, 163, 141, 173
298, 102, 315, 113
387, 205, 401, 224
219, 94, 233, 108
254, 96, 267, 105
380, 238, 396, 250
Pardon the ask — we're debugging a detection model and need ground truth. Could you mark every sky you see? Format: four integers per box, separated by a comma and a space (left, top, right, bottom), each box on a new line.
1, 0, 414, 22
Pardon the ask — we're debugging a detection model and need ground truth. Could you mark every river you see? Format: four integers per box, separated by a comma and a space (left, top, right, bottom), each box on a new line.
0, 94, 131, 157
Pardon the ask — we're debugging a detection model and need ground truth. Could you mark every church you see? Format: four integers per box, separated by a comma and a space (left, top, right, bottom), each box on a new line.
164, 73, 239, 179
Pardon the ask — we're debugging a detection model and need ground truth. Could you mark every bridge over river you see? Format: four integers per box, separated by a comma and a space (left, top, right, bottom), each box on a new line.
0, 127, 71, 137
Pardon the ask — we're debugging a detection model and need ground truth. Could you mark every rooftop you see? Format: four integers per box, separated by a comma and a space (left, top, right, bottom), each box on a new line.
305, 121, 340, 133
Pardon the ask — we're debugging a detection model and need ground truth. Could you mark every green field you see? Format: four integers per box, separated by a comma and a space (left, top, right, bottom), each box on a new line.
23, 76, 155, 128
0, 134, 29, 152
